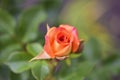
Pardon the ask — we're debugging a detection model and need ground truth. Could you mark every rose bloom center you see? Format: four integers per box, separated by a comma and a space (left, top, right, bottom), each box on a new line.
57, 32, 70, 43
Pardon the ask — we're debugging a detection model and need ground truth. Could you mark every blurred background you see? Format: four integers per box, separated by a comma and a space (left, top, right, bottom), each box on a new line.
0, 0, 120, 80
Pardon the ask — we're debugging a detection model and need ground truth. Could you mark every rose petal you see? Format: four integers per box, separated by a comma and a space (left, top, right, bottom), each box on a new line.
55, 43, 72, 57
59, 24, 73, 32
52, 27, 72, 56
72, 28, 80, 52
59, 24, 80, 52
46, 27, 56, 36
53, 39, 69, 53
56, 27, 73, 43
44, 36, 55, 58
46, 27, 56, 43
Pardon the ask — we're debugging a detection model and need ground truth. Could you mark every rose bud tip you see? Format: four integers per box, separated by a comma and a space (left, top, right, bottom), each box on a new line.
46, 24, 50, 31
75, 39, 85, 53
80, 39, 85, 43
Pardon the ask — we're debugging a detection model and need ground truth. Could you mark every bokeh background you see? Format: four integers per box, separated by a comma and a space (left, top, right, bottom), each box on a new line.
0, 0, 120, 80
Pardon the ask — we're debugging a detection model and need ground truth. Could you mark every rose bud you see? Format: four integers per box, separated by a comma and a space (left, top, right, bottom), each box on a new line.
30, 24, 84, 61
74, 39, 84, 53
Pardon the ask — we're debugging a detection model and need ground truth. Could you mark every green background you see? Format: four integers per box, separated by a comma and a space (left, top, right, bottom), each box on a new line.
0, 0, 120, 80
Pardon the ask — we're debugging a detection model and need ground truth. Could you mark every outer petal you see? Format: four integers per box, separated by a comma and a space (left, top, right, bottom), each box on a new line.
59, 24, 73, 32
52, 39, 69, 53
46, 27, 56, 43
44, 36, 55, 58
29, 51, 51, 61
54, 42, 72, 57
46, 27, 56, 36
72, 28, 80, 52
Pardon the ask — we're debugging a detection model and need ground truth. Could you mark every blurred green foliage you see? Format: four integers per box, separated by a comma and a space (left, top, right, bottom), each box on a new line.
60, 0, 120, 80
0, 0, 120, 80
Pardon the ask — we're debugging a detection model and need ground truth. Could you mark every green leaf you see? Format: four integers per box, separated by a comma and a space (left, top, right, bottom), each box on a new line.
10, 71, 35, 80
0, 9, 15, 35
6, 51, 34, 73
31, 61, 49, 80
62, 61, 95, 80
70, 53, 82, 59
0, 44, 21, 63
26, 43, 43, 56
88, 59, 120, 80
16, 6, 47, 43
83, 37, 102, 61
65, 58, 71, 66
0, 65, 10, 80
77, 61, 95, 78
0, 34, 12, 44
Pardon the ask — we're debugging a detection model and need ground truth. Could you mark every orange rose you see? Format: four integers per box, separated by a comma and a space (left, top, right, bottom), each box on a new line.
31, 24, 82, 61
